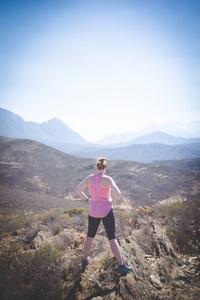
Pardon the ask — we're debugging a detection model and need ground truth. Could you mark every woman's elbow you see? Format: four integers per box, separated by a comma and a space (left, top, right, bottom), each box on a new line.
116, 190, 121, 198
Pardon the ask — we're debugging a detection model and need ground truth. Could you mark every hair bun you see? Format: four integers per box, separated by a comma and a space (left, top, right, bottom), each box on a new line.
96, 157, 107, 170
99, 158, 106, 162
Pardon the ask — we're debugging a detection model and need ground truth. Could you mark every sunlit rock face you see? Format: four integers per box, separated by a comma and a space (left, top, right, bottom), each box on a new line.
59, 220, 200, 300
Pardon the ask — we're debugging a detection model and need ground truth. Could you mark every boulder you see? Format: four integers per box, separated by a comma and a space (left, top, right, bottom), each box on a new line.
150, 274, 162, 289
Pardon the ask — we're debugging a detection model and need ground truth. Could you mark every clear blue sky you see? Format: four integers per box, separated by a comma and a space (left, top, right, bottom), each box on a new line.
0, 0, 200, 141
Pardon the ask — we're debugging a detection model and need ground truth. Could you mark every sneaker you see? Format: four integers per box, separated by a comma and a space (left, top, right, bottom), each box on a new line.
82, 258, 89, 273
118, 263, 132, 275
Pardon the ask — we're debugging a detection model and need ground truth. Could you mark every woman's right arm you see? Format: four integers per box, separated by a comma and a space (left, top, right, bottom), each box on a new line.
75, 176, 91, 202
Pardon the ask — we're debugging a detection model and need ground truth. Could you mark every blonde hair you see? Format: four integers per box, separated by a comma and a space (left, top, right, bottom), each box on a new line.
96, 157, 107, 170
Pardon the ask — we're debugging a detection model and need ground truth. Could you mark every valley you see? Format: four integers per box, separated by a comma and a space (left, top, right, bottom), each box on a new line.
0, 136, 199, 212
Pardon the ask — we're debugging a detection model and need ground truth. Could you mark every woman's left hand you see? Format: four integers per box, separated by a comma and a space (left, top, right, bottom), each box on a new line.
108, 198, 113, 205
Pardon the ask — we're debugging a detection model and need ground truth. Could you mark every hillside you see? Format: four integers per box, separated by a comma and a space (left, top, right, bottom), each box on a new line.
0, 136, 199, 212
0, 136, 199, 299
75, 142, 200, 163
154, 158, 200, 170
1, 209, 199, 300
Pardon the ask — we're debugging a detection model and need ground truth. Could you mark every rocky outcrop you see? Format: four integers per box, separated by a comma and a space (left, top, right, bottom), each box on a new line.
60, 220, 200, 300
1, 217, 199, 299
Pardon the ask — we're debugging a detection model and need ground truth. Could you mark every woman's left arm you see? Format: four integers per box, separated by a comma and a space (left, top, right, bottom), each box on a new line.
108, 177, 121, 205
75, 176, 90, 202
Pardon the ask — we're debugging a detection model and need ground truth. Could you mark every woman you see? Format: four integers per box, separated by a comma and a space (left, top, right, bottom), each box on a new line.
75, 157, 132, 274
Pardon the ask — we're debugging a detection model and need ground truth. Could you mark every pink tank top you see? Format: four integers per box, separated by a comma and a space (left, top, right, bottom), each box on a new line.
88, 174, 113, 218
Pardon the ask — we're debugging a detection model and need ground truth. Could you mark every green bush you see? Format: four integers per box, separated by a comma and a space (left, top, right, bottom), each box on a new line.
155, 200, 200, 254
40, 211, 59, 225
63, 207, 87, 217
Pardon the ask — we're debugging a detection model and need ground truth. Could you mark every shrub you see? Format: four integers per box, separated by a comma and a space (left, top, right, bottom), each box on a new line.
0, 213, 31, 238
63, 207, 87, 217
0, 243, 63, 300
62, 252, 82, 282
40, 211, 60, 225
154, 200, 200, 254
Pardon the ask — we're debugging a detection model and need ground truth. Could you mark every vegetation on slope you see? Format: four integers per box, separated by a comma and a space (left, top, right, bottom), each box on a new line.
0, 200, 199, 299
0, 137, 199, 211
0, 137, 199, 299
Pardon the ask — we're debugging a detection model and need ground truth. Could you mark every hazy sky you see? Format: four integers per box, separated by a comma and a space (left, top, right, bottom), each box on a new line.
1, 0, 200, 141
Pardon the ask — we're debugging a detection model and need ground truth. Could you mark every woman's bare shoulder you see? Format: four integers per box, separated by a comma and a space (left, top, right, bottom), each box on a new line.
88, 174, 95, 178
103, 175, 114, 183
103, 174, 112, 180
87, 174, 95, 181
87, 174, 95, 185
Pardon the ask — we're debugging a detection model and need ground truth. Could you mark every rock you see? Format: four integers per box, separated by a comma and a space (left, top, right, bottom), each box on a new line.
173, 281, 185, 288
188, 256, 198, 263
62, 229, 79, 245
152, 221, 177, 258
150, 274, 162, 290
2, 214, 200, 300
31, 230, 53, 248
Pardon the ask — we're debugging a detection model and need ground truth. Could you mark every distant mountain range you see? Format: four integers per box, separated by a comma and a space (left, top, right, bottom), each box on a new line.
74, 142, 200, 163
105, 131, 200, 148
0, 108, 88, 149
96, 121, 200, 145
1, 107, 200, 163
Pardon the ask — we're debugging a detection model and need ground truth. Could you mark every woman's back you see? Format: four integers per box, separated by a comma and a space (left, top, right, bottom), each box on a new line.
87, 173, 111, 189
89, 174, 110, 201
88, 174, 112, 218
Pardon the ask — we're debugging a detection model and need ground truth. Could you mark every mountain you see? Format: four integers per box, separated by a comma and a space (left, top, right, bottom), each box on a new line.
95, 132, 142, 145
74, 132, 200, 163
97, 122, 200, 145
145, 122, 200, 138
0, 136, 199, 211
75, 142, 200, 163
0, 108, 88, 147
1, 108, 200, 164
101, 131, 200, 148
125, 131, 200, 146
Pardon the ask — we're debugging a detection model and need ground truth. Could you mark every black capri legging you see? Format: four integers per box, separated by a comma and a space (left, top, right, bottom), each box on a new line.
87, 209, 116, 240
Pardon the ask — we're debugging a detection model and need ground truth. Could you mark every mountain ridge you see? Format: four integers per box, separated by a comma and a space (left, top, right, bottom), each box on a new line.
1, 108, 200, 163
96, 121, 200, 144
128, 131, 200, 145
74, 142, 200, 163
0, 108, 88, 146
103, 131, 200, 148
